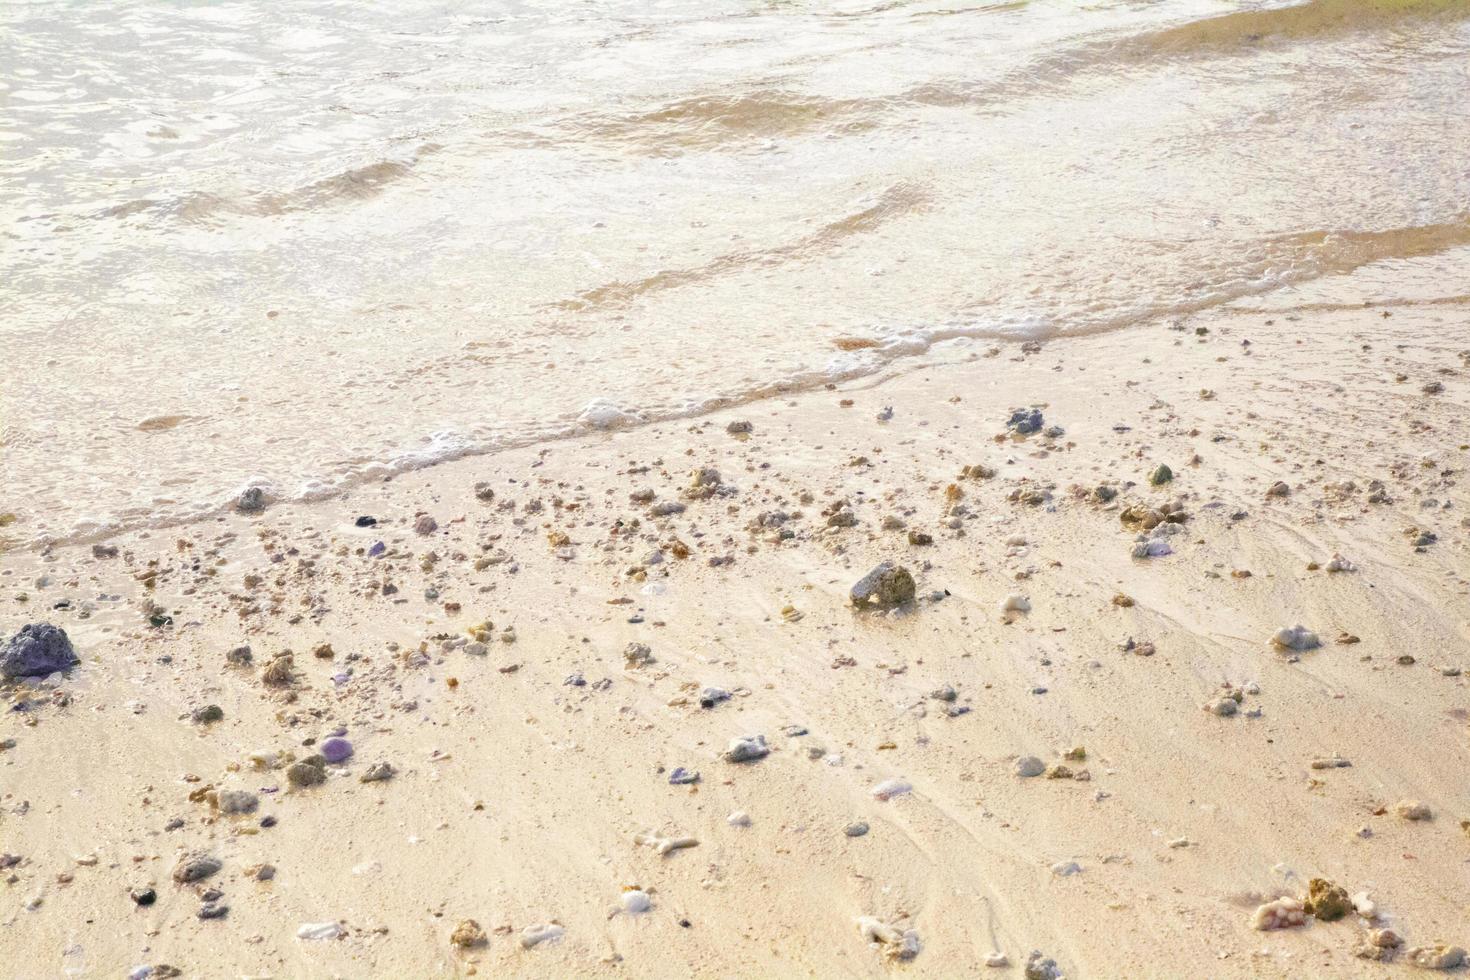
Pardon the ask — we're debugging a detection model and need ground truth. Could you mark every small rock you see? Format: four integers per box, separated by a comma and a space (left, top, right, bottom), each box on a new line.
320, 738, 353, 764
1302, 877, 1352, 922
1205, 697, 1238, 717
870, 778, 912, 801
1001, 594, 1031, 614
1014, 756, 1045, 777
724, 734, 769, 763
214, 789, 258, 815
1006, 408, 1044, 435
623, 642, 654, 668
414, 515, 438, 535
1023, 949, 1064, 979
450, 919, 487, 948
856, 916, 920, 961
287, 757, 327, 789
236, 487, 266, 513
1394, 799, 1432, 821
845, 822, 870, 837
172, 853, 221, 884
360, 762, 396, 783
1, 623, 80, 679
850, 561, 916, 608
1251, 897, 1306, 930
191, 705, 224, 725
1408, 945, 1466, 970
1271, 625, 1320, 652
298, 922, 345, 941
1148, 464, 1173, 486
520, 923, 565, 948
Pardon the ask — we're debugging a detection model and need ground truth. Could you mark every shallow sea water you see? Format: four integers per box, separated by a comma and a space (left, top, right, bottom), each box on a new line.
3, 0, 1468, 544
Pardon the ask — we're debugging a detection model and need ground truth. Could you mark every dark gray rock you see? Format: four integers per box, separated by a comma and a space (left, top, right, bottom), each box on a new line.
1006, 408, 1044, 435
1, 623, 79, 679
236, 486, 266, 513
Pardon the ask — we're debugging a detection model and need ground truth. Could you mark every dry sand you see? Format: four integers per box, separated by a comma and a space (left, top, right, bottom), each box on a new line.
3, 272, 1470, 977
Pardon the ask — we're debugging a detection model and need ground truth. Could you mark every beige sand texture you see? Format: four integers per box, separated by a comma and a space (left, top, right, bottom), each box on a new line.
2, 262, 1469, 978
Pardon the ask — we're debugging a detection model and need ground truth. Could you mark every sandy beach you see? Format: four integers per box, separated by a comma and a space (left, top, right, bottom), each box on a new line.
6, 2, 1470, 976
4, 252, 1469, 977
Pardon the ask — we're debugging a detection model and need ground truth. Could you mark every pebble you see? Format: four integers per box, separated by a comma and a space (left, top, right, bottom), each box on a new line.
1014, 756, 1045, 777
1408, 945, 1466, 970
360, 761, 396, 783
1001, 594, 1031, 614
623, 642, 654, 668
855, 916, 920, 960
1006, 408, 1044, 435
668, 767, 700, 785
1024, 950, 1063, 979
297, 922, 345, 941
726, 810, 751, 827
172, 853, 221, 884
723, 734, 769, 763
287, 757, 327, 788
1205, 697, 1238, 717
1050, 861, 1081, 877
620, 889, 652, 914
1271, 625, 1320, 652
236, 486, 266, 513
414, 515, 438, 535
1394, 799, 1432, 821
448, 918, 487, 948
520, 923, 564, 948
844, 821, 869, 837
1250, 896, 1306, 930
215, 789, 259, 814
870, 778, 912, 801
191, 705, 224, 724
320, 737, 353, 764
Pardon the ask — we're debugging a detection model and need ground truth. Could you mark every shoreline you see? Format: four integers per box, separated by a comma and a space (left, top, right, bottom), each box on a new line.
3, 286, 1469, 977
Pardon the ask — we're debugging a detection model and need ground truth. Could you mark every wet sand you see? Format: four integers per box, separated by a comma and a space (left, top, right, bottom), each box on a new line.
3, 267, 1469, 977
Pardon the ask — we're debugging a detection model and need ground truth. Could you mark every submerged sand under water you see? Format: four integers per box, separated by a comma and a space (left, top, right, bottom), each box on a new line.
3, 0, 1470, 548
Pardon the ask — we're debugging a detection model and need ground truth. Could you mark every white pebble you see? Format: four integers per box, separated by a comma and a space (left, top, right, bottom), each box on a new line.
296, 922, 345, 941
520, 923, 565, 948
870, 778, 912, 801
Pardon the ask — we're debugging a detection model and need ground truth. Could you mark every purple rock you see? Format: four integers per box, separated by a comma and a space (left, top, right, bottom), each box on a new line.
368, 541, 386, 558
320, 737, 353, 764
1, 623, 80, 679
